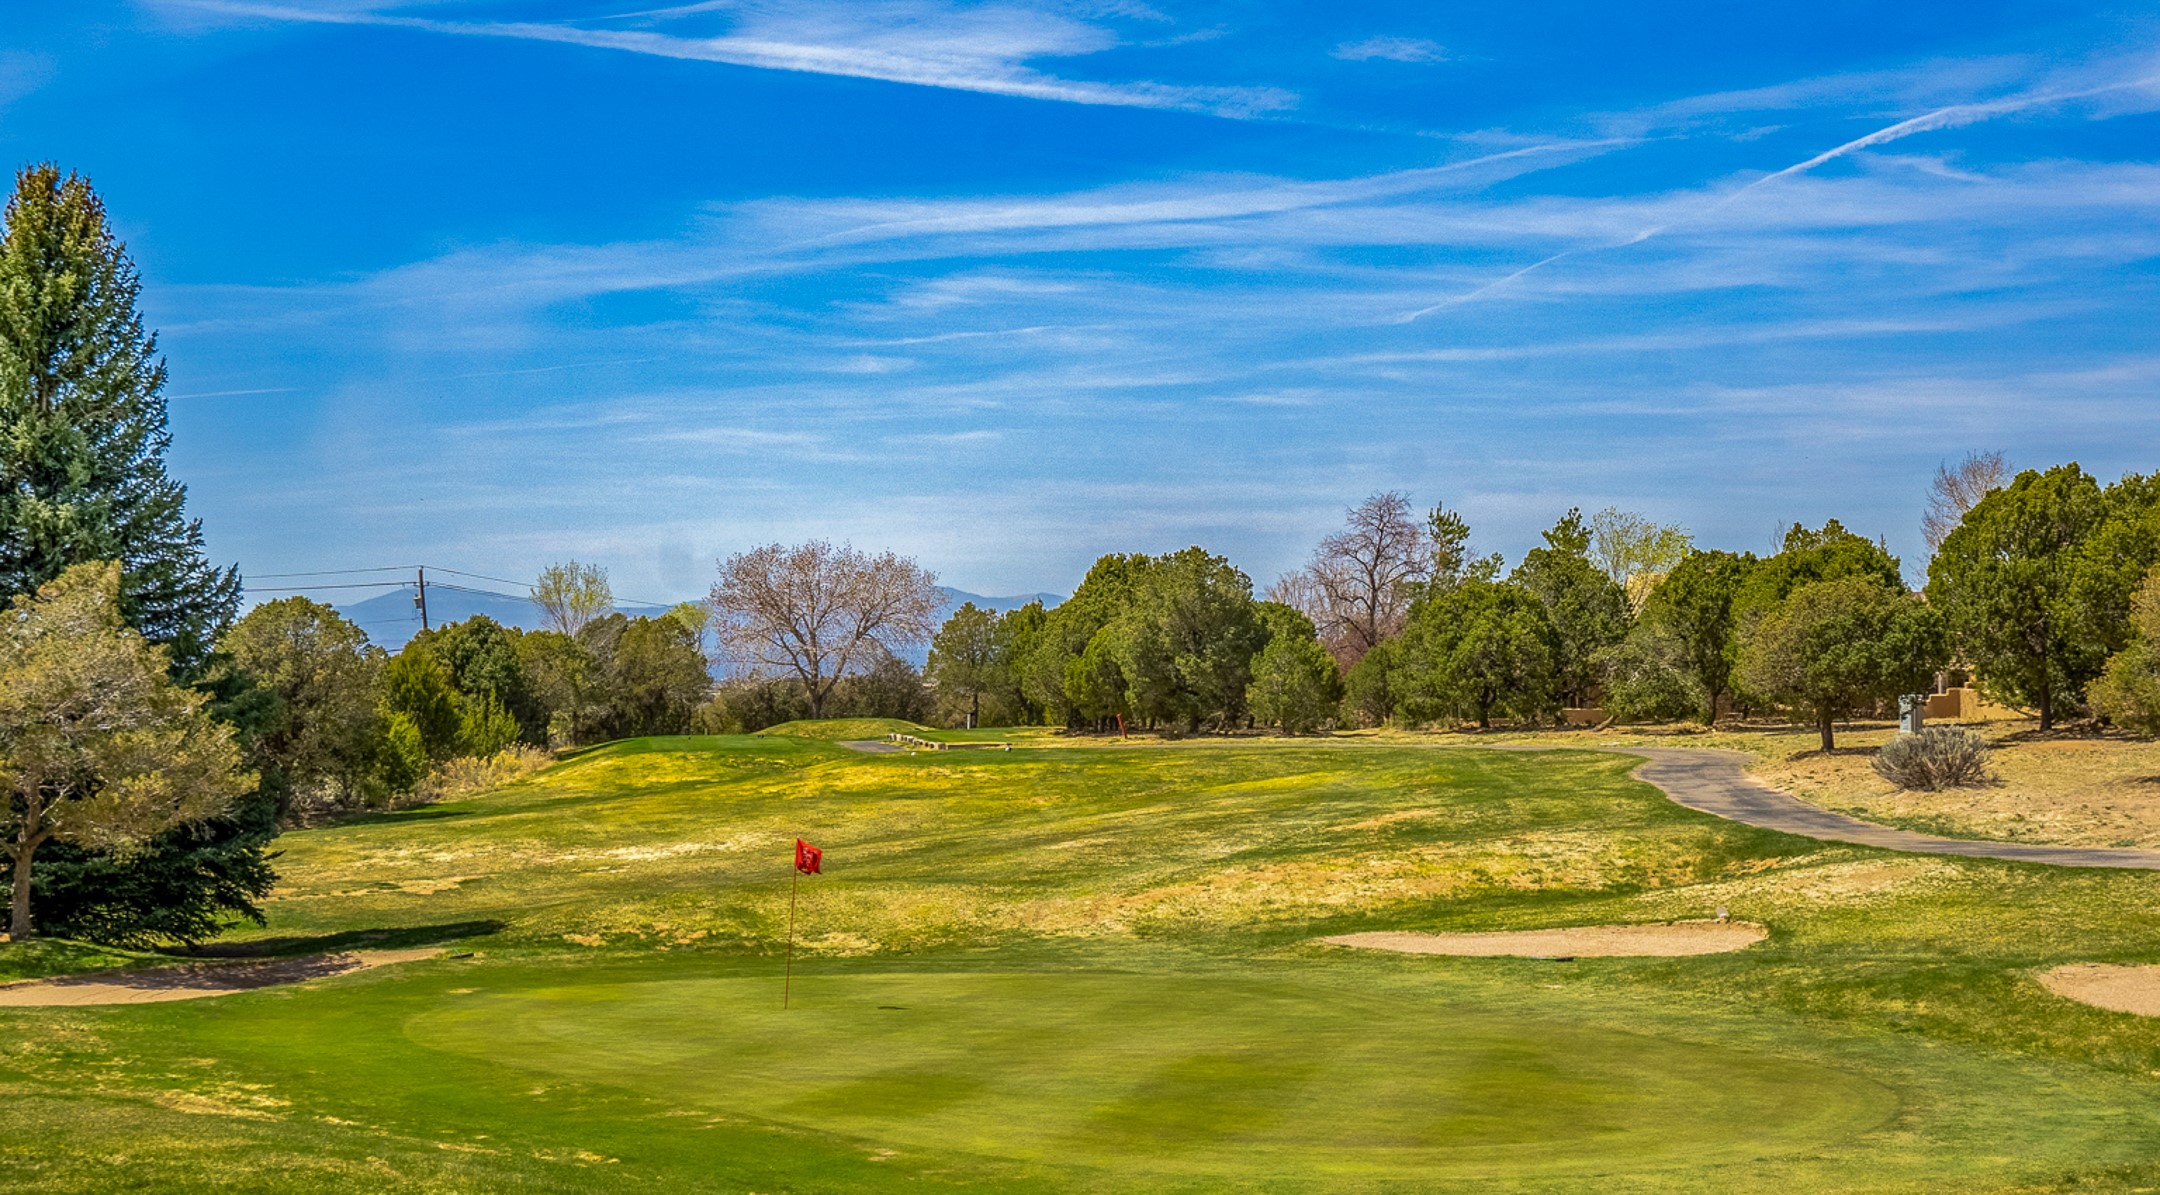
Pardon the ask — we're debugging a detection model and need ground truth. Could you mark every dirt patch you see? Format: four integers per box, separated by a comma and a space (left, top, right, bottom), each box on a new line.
0, 948, 440, 1007
1320, 920, 1767, 958
2037, 963, 2160, 1017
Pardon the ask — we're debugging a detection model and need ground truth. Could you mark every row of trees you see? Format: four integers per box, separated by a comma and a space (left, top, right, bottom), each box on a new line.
901, 461, 2160, 751
219, 584, 712, 818
919, 548, 1342, 735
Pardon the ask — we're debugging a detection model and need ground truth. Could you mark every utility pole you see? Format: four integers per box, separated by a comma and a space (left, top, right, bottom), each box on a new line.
414, 566, 430, 631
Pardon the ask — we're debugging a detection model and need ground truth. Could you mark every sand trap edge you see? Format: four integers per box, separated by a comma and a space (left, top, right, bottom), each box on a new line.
2037, 963, 2160, 1018
1320, 920, 1768, 958
0, 948, 444, 1008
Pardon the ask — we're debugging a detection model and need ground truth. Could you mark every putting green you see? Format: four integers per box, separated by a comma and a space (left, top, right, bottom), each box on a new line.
411, 969, 1894, 1182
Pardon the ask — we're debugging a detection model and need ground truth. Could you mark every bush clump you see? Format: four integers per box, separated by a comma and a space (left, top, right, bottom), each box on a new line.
1872, 727, 1992, 791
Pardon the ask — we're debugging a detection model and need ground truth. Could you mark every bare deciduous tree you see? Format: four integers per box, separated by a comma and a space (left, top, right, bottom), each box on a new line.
709, 541, 941, 718
1588, 507, 1694, 617
1923, 450, 2009, 555
530, 560, 614, 636
1270, 492, 1429, 668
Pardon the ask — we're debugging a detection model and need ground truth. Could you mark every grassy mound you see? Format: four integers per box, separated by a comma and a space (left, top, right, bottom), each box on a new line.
755, 717, 935, 740
12, 736, 2160, 1189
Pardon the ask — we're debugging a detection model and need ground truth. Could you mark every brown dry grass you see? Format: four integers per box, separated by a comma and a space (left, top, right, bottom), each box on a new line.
1412, 714, 2160, 849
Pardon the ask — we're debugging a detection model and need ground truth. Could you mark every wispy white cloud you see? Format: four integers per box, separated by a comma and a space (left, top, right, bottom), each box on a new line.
0, 50, 55, 112
165, 0, 1297, 117
1399, 53, 2160, 319
1332, 36, 1445, 64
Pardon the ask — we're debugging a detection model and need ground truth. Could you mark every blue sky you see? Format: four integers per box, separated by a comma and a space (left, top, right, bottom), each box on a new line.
4, 3, 2157, 612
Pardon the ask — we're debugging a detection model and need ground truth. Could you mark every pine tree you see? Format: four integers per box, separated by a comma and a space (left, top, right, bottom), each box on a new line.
0, 165, 265, 944
0, 164, 239, 677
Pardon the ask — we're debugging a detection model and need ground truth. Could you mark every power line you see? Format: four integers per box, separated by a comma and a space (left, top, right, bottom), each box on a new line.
422, 564, 679, 609
244, 580, 414, 593
420, 566, 531, 589
248, 565, 419, 580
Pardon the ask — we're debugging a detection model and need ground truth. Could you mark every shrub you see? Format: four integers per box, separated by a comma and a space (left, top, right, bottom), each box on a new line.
412, 745, 553, 806
1872, 727, 1992, 791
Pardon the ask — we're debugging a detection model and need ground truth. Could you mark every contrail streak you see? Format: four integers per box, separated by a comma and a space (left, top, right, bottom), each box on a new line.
1400, 69, 2160, 322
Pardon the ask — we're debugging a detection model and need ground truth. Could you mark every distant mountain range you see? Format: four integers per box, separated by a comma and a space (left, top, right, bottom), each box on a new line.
334, 585, 1061, 655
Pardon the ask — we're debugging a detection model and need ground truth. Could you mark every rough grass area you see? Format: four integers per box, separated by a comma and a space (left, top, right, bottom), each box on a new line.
10, 735, 2160, 1189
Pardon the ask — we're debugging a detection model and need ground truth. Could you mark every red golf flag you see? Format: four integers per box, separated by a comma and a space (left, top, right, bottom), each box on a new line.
794, 838, 823, 875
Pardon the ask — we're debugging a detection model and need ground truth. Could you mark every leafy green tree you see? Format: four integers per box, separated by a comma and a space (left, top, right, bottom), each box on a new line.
416, 615, 546, 745
1512, 509, 1629, 708
1393, 579, 1561, 728
991, 601, 1047, 726
1594, 624, 1702, 723
518, 630, 598, 745
1737, 519, 1903, 621
0, 165, 240, 677
219, 597, 383, 815
2091, 563, 2160, 735
695, 674, 809, 734
1928, 464, 2122, 729
1631, 549, 1758, 724
1736, 576, 1947, 751
1588, 508, 1693, 616
457, 694, 522, 758
927, 602, 1004, 727
1111, 547, 1268, 733
827, 654, 931, 723
601, 614, 710, 737
1016, 555, 1156, 729
1247, 636, 1343, 734
530, 560, 613, 637
1341, 639, 1397, 728
0, 564, 252, 940
382, 645, 463, 760
1068, 627, 1132, 726
374, 712, 427, 795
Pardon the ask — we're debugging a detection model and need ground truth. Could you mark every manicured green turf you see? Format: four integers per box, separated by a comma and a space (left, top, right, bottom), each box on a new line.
12, 725, 2160, 1190
753, 717, 933, 739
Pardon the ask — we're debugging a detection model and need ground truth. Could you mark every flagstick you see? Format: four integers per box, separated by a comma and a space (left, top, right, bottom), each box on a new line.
783, 866, 799, 1010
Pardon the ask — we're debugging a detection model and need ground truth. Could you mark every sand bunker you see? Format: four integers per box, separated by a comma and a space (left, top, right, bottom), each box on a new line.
0, 948, 440, 1008
2037, 963, 2160, 1017
1322, 920, 1767, 958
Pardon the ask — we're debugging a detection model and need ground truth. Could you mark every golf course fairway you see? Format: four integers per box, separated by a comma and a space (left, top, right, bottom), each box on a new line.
13, 729, 2160, 1191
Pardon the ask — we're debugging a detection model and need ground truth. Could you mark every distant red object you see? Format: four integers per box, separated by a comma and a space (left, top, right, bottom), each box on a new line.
794, 839, 823, 875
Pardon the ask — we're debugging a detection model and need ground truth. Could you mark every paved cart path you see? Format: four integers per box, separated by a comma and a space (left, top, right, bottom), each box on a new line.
1618, 747, 2160, 870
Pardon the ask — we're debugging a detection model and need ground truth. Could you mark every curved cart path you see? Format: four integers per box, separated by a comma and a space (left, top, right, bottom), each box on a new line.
1618, 747, 2160, 870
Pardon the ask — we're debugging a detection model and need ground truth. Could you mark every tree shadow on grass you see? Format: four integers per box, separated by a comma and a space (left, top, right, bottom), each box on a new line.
187, 920, 506, 959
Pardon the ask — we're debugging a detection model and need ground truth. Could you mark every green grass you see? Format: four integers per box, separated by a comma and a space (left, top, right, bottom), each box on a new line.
11, 735, 2160, 1190
753, 717, 934, 740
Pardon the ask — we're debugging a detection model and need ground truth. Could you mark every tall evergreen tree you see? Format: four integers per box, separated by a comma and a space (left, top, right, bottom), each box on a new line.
0, 164, 239, 676
0, 165, 263, 944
